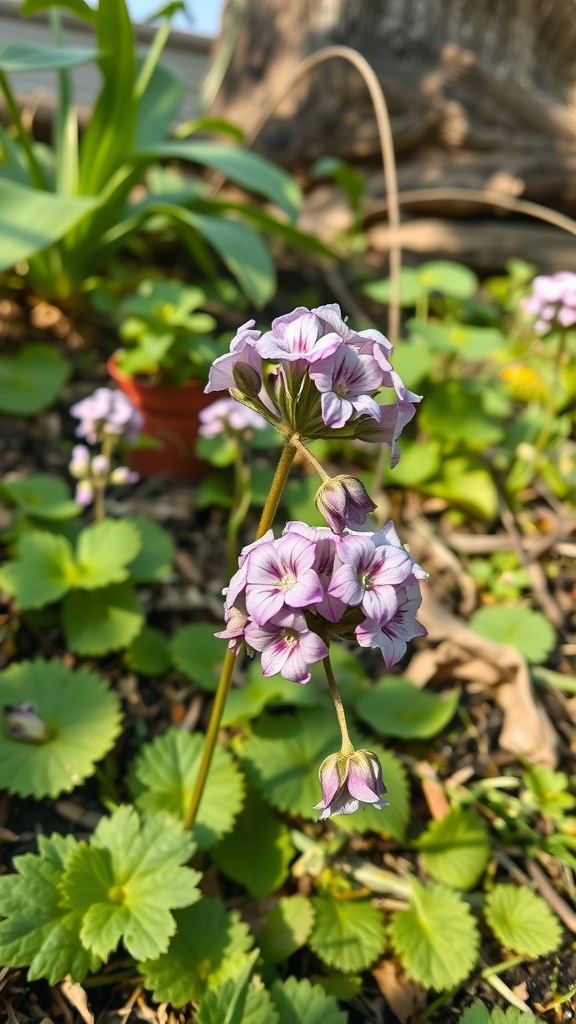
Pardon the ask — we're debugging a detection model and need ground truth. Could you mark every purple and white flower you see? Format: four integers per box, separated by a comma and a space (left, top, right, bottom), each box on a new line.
244, 532, 324, 625
70, 388, 142, 444
3, 702, 51, 742
256, 311, 341, 364
355, 579, 428, 668
199, 397, 268, 438
308, 345, 384, 427
245, 609, 328, 683
329, 533, 415, 620
314, 748, 388, 818
205, 320, 262, 393
523, 272, 576, 334
315, 475, 377, 535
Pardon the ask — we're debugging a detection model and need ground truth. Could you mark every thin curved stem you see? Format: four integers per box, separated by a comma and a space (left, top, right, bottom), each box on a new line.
290, 434, 331, 482
183, 439, 297, 830
323, 654, 354, 755
209, 45, 401, 346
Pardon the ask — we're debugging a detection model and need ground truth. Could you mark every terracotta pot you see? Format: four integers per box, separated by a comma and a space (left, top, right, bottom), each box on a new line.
108, 356, 214, 480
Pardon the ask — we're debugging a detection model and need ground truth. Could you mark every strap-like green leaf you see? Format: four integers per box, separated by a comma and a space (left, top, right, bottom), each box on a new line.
0, 179, 96, 274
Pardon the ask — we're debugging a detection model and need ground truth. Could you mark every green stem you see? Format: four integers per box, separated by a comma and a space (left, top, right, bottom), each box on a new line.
323, 654, 354, 754
94, 483, 106, 523
0, 70, 47, 190
183, 439, 297, 830
290, 434, 331, 482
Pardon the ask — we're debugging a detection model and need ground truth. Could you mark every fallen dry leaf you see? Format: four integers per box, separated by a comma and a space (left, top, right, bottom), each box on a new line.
372, 959, 428, 1023
406, 589, 558, 766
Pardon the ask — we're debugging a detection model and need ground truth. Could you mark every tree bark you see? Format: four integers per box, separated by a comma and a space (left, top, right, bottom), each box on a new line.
209, 0, 576, 245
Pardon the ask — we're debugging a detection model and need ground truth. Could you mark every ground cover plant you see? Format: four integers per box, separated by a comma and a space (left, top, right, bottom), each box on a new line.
0, 253, 574, 1024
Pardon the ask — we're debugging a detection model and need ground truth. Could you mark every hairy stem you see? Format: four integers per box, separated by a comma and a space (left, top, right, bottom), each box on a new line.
183, 439, 297, 830
323, 654, 354, 755
290, 434, 331, 482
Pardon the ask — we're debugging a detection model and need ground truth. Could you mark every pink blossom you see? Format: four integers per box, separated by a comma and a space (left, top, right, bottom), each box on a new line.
256, 311, 342, 363
308, 345, 384, 427
329, 533, 415, 619
70, 388, 142, 444
355, 579, 428, 668
245, 609, 328, 683
244, 532, 324, 625
284, 521, 346, 622
205, 320, 262, 393
523, 272, 576, 334
314, 748, 388, 819
199, 397, 268, 438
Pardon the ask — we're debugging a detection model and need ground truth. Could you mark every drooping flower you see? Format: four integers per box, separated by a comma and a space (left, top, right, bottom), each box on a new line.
70, 388, 142, 444
198, 397, 268, 438
244, 609, 328, 683
315, 475, 377, 534
314, 748, 388, 819
3, 702, 51, 742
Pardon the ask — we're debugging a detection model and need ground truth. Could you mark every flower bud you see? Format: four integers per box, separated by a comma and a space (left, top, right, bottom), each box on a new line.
69, 444, 91, 479
91, 454, 110, 477
110, 466, 139, 486
314, 747, 388, 819
315, 475, 377, 534
232, 361, 262, 398
75, 480, 94, 507
3, 702, 51, 742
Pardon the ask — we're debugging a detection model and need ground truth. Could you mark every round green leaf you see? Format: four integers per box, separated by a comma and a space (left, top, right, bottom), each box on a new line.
420, 452, 498, 520
387, 439, 440, 487
257, 895, 315, 965
130, 728, 245, 849
170, 623, 227, 691
363, 268, 427, 307
62, 582, 144, 655
0, 475, 79, 521
0, 658, 122, 798
416, 806, 491, 889
75, 519, 142, 589
309, 895, 386, 974
389, 338, 434, 391
211, 788, 294, 899
389, 880, 480, 990
139, 897, 254, 1007
0, 343, 70, 414
0, 530, 76, 609
357, 677, 460, 740
125, 516, 175, 583
469, 605, 556, 664
270, 977, 348, 1024
484, 884, 562, 957
125, 625, 171, 675
419, 381, 504, 449
241, 710, 339, 820
409, 320, 506, 360
415, 260, 478, 299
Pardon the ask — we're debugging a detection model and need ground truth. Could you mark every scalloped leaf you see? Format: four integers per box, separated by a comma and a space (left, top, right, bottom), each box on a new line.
198, 978, 278, 1024
125, 625, 172, 675
484, 884, 562, 957
59, 805, 201, 962
211, 788, 294, 899
271, 977, 348, 1024
62, 582, 144, 655
469, 605, 556, 664
416, 806, 491, 890
0, 833, 102, 984
357, 677, 460, 739
0, 475, 80, 521
389, 879, 480, 990
0, 658, 122, 798
309, 895, 386, 974
257, 895, 315, 965
0, 343, 70, 414
130, 728, 245, 849
75, 519, 141, 589
241, 710, 339, 820
139, 897, 254, 1007
125, 516, 175, 583
170, 623, 227, 691
0, 531, 76, 609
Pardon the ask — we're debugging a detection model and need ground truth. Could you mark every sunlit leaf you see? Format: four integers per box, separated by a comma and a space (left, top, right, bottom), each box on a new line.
469, 605, 556, 664
484, 884, 562, 957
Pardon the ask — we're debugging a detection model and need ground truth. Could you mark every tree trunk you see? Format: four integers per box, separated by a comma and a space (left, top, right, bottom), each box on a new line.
209, 0, 576, 269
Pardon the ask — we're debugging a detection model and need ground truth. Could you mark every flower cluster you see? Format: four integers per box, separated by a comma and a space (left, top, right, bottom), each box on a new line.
69, 444, 139, 507
70, 387, 143, 444
198, 396, 268, 439
206, 303, 420, 465
523, 272, 576, 334
217, 520, 427, 683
